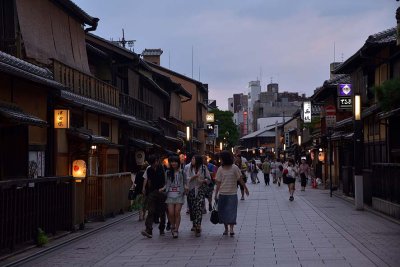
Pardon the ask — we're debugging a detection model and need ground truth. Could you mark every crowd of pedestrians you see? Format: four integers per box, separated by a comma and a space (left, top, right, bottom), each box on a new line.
129, 150, 312, 239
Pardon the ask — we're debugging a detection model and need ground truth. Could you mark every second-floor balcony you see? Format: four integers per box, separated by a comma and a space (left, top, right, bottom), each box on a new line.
53, 59, 119, 108
119, 93, 153, 121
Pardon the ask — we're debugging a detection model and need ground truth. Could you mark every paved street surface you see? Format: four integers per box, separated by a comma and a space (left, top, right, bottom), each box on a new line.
16, 173, 400, 267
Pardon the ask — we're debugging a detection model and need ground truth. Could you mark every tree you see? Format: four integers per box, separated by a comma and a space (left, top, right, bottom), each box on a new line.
211, 108, 239, 148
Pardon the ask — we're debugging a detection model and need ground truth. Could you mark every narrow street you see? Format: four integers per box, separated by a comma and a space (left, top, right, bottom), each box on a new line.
10, 174, 400, 267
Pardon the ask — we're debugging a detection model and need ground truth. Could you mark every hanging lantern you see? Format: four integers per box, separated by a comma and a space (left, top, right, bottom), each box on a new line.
318, 152, 325, 162
72, 160, 86, 181
54, 109, 70, 129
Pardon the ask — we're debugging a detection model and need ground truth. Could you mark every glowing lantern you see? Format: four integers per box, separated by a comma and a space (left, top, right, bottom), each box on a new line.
318, 152, 325, 162
54, 109, 70, 129
72, 160, 86, 181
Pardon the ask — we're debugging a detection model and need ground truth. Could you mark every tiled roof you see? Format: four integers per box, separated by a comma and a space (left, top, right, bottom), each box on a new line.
334, 27, 396, 74
366, 27, 396, 45
67, 128, 110, 144
0, 101, 47, 127
241, 124, 277, 140
0, 51, 64, 89
59, 90, 162, 134
142, 49, 163, 56
323, 74, 351, 87
0, 51, 53, 79
57, 0, 99, 28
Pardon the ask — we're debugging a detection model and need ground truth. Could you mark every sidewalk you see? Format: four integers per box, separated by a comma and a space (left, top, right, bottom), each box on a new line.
4, 174, 400, 267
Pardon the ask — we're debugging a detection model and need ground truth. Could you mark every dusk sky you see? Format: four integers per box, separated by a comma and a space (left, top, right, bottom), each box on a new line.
74, 0, 399, 110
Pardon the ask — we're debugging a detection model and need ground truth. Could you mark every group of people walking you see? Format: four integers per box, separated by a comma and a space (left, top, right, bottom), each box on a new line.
130, 151, 311, 239
130, 151, 249, 239
259, 157, 311, 201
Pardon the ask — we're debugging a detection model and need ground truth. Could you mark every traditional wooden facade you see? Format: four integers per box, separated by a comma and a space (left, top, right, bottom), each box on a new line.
334, 27, 400, 217
143, 56, 208, 154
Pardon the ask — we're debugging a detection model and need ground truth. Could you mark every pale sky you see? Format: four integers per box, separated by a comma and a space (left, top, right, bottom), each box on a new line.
73, 0, 399, 110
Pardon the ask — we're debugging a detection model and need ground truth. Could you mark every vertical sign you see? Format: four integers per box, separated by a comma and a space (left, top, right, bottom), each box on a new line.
284, 132, 290, 147
54, 109, 70, 129
337, 84, 353, 110
303, 101, 312, 123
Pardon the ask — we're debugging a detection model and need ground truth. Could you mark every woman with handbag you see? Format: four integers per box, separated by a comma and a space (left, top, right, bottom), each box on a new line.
215, 151, 249, 236
159, 156, 187, 238
186, 154, 211, 237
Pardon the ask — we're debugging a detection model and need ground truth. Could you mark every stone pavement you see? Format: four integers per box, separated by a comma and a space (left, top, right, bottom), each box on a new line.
11, 173, 400, 267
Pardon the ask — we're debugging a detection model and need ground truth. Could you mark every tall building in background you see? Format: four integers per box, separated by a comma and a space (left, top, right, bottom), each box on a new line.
229, 93, 249, 137
248, 80, 261, 133
253, 82, 306, 130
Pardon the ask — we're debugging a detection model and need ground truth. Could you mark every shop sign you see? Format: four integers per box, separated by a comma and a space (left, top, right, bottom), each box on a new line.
303, 101, 312, 123
338, 84, 353, 96
54, 109, 70, 129
338, 97, 352, 110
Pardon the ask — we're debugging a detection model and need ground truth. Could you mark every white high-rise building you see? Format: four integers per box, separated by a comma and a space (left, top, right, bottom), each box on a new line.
248, 80, 261, 133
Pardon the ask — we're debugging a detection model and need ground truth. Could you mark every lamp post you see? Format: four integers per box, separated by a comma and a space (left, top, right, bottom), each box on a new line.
354, 94, 363, 210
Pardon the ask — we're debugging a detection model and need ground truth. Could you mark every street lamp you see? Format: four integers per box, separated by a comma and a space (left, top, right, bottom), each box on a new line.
186, 126, 190, 141
354, 93, 363, 210
186, 125, 191, 154
298, 135, 302, 146
219, 142, 223, 151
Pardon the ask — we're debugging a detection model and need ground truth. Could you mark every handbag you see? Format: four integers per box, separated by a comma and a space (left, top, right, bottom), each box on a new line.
210, 201, 219, 224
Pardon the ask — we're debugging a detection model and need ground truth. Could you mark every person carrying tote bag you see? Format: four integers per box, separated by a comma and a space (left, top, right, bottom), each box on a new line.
215, 151, 249, 236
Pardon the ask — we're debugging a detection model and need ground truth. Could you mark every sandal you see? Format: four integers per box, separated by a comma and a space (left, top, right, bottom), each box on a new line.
172, 231, 178, 238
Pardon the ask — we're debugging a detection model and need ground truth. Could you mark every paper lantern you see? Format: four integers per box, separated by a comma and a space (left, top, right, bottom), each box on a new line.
318, 152, 325, 162
72, 160, 86, 180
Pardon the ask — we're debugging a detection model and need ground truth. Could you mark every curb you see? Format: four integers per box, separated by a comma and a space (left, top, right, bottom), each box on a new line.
332, 191, 400, 226
1, 211, 138, 267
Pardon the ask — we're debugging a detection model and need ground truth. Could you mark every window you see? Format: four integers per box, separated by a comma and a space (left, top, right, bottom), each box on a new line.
100, 122, 110, 137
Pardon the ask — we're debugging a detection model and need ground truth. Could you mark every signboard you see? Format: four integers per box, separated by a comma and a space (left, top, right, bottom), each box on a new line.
206, 113, 215, 123
338, 84, 353, 110
284, 132, 290, 147
54, 109, 70, 129
338, 84, 353, 96
303, 101, 312, 123
325, 105, 336, 128
338, 97, 352, 110
214, 124, 219, 138
326, 115, 336, 128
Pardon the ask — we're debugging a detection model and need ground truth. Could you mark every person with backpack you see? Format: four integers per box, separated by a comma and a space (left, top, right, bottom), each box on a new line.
283, 159, 297, 201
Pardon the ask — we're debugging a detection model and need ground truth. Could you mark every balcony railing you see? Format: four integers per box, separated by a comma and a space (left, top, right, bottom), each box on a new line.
119, 93, 153, 121
53, 59, 119, 108
0, 176, 73, 252
85, 172, 131, 221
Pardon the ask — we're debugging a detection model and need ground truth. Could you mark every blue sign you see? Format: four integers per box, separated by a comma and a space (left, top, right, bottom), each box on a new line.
338, 84, 352, 96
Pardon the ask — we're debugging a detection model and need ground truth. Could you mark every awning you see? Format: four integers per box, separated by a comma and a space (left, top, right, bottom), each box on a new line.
165, 135, 184, 144
129, 138, 153, 149
67, 128, 110, 144
378, 107, 400, 119
164, 149, 178, 156
128, 119, 161, 134
59, 89, 122, 118
0, 102, 47, 127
